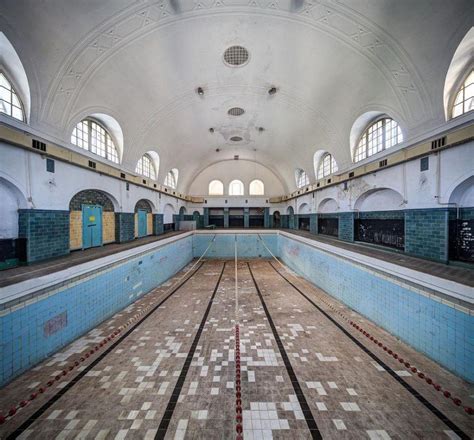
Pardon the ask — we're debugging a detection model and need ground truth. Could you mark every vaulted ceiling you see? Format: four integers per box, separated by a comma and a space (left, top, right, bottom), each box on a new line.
1, 0, 473, 192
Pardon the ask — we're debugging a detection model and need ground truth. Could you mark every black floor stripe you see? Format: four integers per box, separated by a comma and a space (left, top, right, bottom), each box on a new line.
6, 261, 206, 440
154, 262, 226, 440
247, 262, 323, 440
269, 261, 470, 440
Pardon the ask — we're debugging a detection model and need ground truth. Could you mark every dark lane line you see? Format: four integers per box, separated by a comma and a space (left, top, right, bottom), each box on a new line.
155, 262, 226, 439
247, 262, 323, 440
269, 261, 470, 440
7, 261, 206, 440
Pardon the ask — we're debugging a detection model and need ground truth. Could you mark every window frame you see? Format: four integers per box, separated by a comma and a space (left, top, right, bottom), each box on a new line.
208, 179, 224, 195
354, 117, 403, 163
295, 168, 309, 189
164, 169, 178, 189
317, 153, 338, 179
229, 179, 244, 196
451, 68, 474, 119
71, 118, 120, 164
136, 154, 157, 180
249, 179, 265, 196
0, 70, 26, 122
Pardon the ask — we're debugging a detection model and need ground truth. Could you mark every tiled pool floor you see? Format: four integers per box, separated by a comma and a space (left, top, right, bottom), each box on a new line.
0, 259, 472, 439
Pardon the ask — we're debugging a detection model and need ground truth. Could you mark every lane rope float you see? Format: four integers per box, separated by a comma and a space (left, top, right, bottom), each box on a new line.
2, 235, 218, 435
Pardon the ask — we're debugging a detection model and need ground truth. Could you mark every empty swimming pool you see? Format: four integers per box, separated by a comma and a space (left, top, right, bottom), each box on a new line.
0, 231, 472, 439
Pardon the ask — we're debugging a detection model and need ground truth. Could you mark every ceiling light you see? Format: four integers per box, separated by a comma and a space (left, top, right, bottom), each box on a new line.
216, 148, 220, 152
209, 128, 214, 133
258, 127, 265, 132
268, 86, 277, 95
197, 87, 204, 96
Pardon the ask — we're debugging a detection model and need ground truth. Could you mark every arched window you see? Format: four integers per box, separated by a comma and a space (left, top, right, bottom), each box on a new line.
452, 70, 473, 118
209, 180, 224, 195
136, 154, 157, 180
354, 118, 403, 163
249, 179, 264, 195
164, 168, 178, 189
317, 153, 338, 179
71, 119, 119, 163
0, 72, 25, 121
295, 168, 309, 189
229, 179, 244, 196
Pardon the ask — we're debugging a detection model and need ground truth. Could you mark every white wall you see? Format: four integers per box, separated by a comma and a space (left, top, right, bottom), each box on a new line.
286, 141, 474, 213
188, 160, 286, 197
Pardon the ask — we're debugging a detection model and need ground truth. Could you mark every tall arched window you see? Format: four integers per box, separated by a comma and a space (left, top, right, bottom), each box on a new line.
0, 72, 25, 121
136, 154, 157, 180
354, 118, 403, 163
249, 179, 264, 195
295, 168, 309, 189
229, 180, 244, 196
452, 70, 473, 118
209, 180, 224, 195
164, 168, 178, 189
71, 119, 119, 163
317, 153, 338, 179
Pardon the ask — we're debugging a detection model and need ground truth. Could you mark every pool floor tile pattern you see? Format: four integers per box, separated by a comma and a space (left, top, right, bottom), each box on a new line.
0, 260, 473, 439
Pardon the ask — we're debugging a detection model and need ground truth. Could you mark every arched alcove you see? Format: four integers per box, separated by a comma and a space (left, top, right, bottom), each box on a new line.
449, 176, 474, 206
0, 177, 28, 239
298, 202, 311, 214
318, 198, 339, 213
163, 203, 176, 224
354, 188, 405, 211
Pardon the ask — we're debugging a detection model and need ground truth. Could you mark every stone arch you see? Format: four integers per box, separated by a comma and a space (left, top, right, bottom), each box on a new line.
298, 202, 311, 214
354, 188, 405, 211
318, 198, 339, 213
69, 189, 116, 249
0, 176, 28, 239
134, 199, 153, 237
179, 206, 187, 215
273, 210, 281, 228
449, 175, 474, 206
134, 199, 154, 213
163, 203, 176, 224
287, 206, 294, 215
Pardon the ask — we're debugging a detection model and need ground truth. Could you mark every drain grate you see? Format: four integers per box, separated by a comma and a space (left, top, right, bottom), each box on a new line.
228, 107, 245, 116
223, 46, 249, 66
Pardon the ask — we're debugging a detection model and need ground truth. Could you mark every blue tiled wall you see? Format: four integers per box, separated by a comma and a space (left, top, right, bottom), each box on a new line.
277, 234, 473, 382
0, 236, 193, 386
153, 214, 164, 235
338, 212, 355, 242
192, 234, 278, 259
115, 212, 135, 242
18, 209, 70, 263
405, 208, 449, 262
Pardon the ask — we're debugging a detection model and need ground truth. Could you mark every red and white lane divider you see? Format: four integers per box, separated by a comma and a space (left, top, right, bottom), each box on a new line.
0, 243, 219, 426
257, 238, 473, 417
235, 324, 243, 440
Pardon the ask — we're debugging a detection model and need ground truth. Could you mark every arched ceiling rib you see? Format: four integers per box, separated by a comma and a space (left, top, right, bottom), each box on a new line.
1, 0, 473, 191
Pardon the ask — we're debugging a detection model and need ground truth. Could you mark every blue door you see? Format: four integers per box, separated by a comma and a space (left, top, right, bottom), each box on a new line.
82, 205, 102, 249
138, 209, 147, 237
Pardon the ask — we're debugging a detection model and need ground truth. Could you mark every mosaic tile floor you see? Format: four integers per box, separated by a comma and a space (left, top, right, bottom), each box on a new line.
0, 259, 472, 439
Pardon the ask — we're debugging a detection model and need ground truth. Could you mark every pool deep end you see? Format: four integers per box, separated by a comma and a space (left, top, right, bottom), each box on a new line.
0, 231, 472, 386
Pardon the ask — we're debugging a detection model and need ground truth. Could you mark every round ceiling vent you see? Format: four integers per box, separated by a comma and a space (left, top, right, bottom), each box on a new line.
223, 46, 249, 66
230, 136, 243, 142
228, 107, 245, 116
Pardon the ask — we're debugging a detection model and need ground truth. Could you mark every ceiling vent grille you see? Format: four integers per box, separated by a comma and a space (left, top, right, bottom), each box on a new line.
88, 160, 96, 169
234, 155, 239, 160
348, 171, 354, 178
431, 136, 447, 150
230, 136, 243, 142
379, 159, 388, 168
223, 46, 249, 66
228, 107, 245, 116
120, 172, 126, 179
32, 139, 46, 152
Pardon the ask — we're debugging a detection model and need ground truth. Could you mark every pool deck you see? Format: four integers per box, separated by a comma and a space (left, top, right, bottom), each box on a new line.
0, 228, 472, 288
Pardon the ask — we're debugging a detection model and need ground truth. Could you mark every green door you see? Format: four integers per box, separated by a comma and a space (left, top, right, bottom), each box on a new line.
82, 205, 102, 249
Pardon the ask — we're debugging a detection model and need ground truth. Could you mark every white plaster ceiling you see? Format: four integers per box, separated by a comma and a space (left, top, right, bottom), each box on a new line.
0, 0, 473, 192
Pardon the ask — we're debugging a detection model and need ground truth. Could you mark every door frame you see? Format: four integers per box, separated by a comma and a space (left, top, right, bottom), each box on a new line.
82, 204, 103, 250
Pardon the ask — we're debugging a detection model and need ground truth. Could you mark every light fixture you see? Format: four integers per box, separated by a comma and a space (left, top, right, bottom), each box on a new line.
197, 87, 204, 96
258, 127, 265, 132
209, 128, 214, 133
216, 148, 220, 152
268, 86, 277, 95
